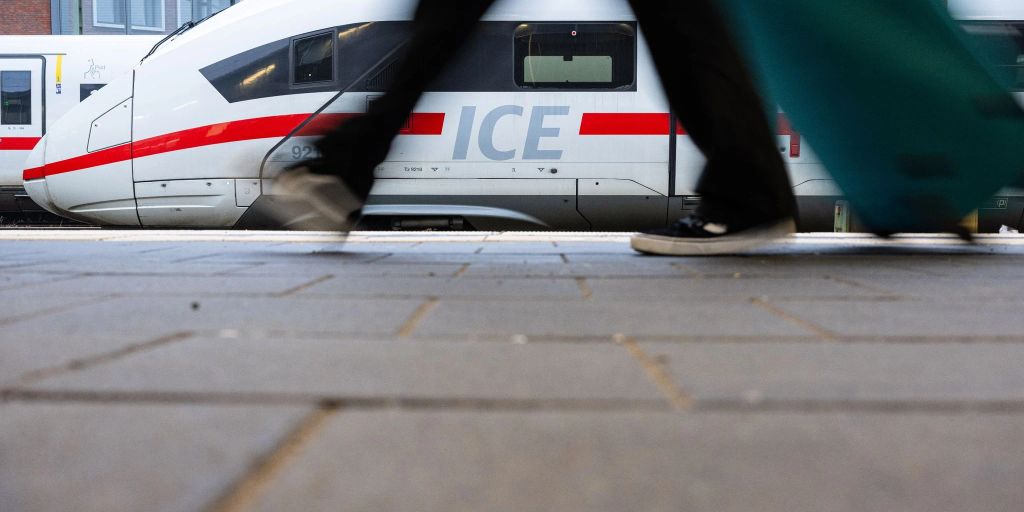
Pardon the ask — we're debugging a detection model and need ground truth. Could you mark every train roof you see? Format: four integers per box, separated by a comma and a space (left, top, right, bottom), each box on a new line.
140, 0, 638, 62
0, 35, 161, 55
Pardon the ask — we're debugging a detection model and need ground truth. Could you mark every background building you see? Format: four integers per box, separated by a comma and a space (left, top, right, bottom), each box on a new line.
0, 0, 53, 35
1, 0, 240, 35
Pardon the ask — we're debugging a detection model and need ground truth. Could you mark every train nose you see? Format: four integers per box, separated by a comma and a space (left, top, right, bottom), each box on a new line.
22, 75, 140, 226
22, 136, 60, 216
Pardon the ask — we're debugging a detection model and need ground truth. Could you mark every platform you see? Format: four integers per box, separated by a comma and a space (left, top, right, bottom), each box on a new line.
2, 230, 1024, 512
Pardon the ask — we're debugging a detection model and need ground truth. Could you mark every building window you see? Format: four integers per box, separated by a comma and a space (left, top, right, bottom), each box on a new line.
514, 23, 636, 90
177, 0, 236, 24
1, 71, 32, 126
293, 32, 334, 85
94, 0, 166, 32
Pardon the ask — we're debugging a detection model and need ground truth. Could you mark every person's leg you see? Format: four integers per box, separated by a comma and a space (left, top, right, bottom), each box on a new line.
310, 0, 499, 198
269, 0, 498, 230
628, 0, 796, 228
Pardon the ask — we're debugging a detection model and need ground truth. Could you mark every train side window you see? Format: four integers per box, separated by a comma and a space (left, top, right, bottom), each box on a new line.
1, 71, 32, 125
293, 31, 335, 85
81, 84, 106, 102
514, 23, 636, 90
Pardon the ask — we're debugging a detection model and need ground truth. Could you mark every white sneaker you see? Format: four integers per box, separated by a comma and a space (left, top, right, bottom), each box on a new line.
631, 214, 796, 256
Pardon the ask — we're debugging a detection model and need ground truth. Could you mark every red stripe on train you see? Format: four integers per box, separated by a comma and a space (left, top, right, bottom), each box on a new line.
23, 112, 445, 181
579, 113, 673, 136
22, 166, 45, 181
0, 137, 42, 151
24, 144, 132, 180
580, 113, 802, 157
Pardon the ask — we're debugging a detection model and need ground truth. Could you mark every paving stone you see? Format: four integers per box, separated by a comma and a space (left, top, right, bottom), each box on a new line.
2, 296, 425, 336
377, 253, 567, 265
847, 276, 1024, 298
0, 272, 81, 291
642, 341, 1024, 402
252, 410, 1024, 512
14, 274, 325, 296
777, 299, 1024, 337
584, 276, 884, 300
25, 337, 662, 402
401, 243, 488, 253
416, 300, 811, 338
162, 247, 387, 265
0, 242, 244, 263
0, 260, 51, 270
0, 403, 309, 512
460, 262, 688, 278
24, 261, 258, 276
0, 293, 103, 326
227, 262, 466, 278
550, 242, 639, 254
299, 276, 583, 299
562, 252, 659, 263
1, 232, 1024, 512
874, 257, 1024, 278
473, 241, 618, 253
679, 255, 937, 278
0, 327, 187, 386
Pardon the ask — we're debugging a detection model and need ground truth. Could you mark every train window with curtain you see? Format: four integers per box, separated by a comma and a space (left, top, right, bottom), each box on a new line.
514, 23, 636, 89
1, 71, 32, 126
293, 31, 335, 85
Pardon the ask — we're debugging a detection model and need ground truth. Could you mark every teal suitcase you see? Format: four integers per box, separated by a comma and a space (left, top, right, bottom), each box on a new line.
719, 0, 1024, 232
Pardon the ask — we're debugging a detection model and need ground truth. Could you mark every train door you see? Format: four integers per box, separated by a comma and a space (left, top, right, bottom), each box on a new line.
0, 57, 45, 191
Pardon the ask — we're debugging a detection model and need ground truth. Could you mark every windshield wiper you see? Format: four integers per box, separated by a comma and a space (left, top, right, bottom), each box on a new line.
142, 21, 195, 61
141, 7, 229, 62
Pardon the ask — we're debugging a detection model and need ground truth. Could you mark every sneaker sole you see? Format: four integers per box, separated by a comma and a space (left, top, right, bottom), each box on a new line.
630, 218, 796, 256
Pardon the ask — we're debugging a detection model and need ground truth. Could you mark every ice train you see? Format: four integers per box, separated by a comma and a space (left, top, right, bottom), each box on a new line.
0, 35, 159, 220
22, 0, 1024, 231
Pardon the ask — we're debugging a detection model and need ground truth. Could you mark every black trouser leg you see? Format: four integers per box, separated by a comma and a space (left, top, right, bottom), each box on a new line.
629, 0, 797, 227
313, 0, 498, 197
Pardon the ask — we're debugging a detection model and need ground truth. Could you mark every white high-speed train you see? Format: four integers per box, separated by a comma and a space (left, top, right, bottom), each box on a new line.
22, 0, 1024, 231
0, 35, 159, 220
